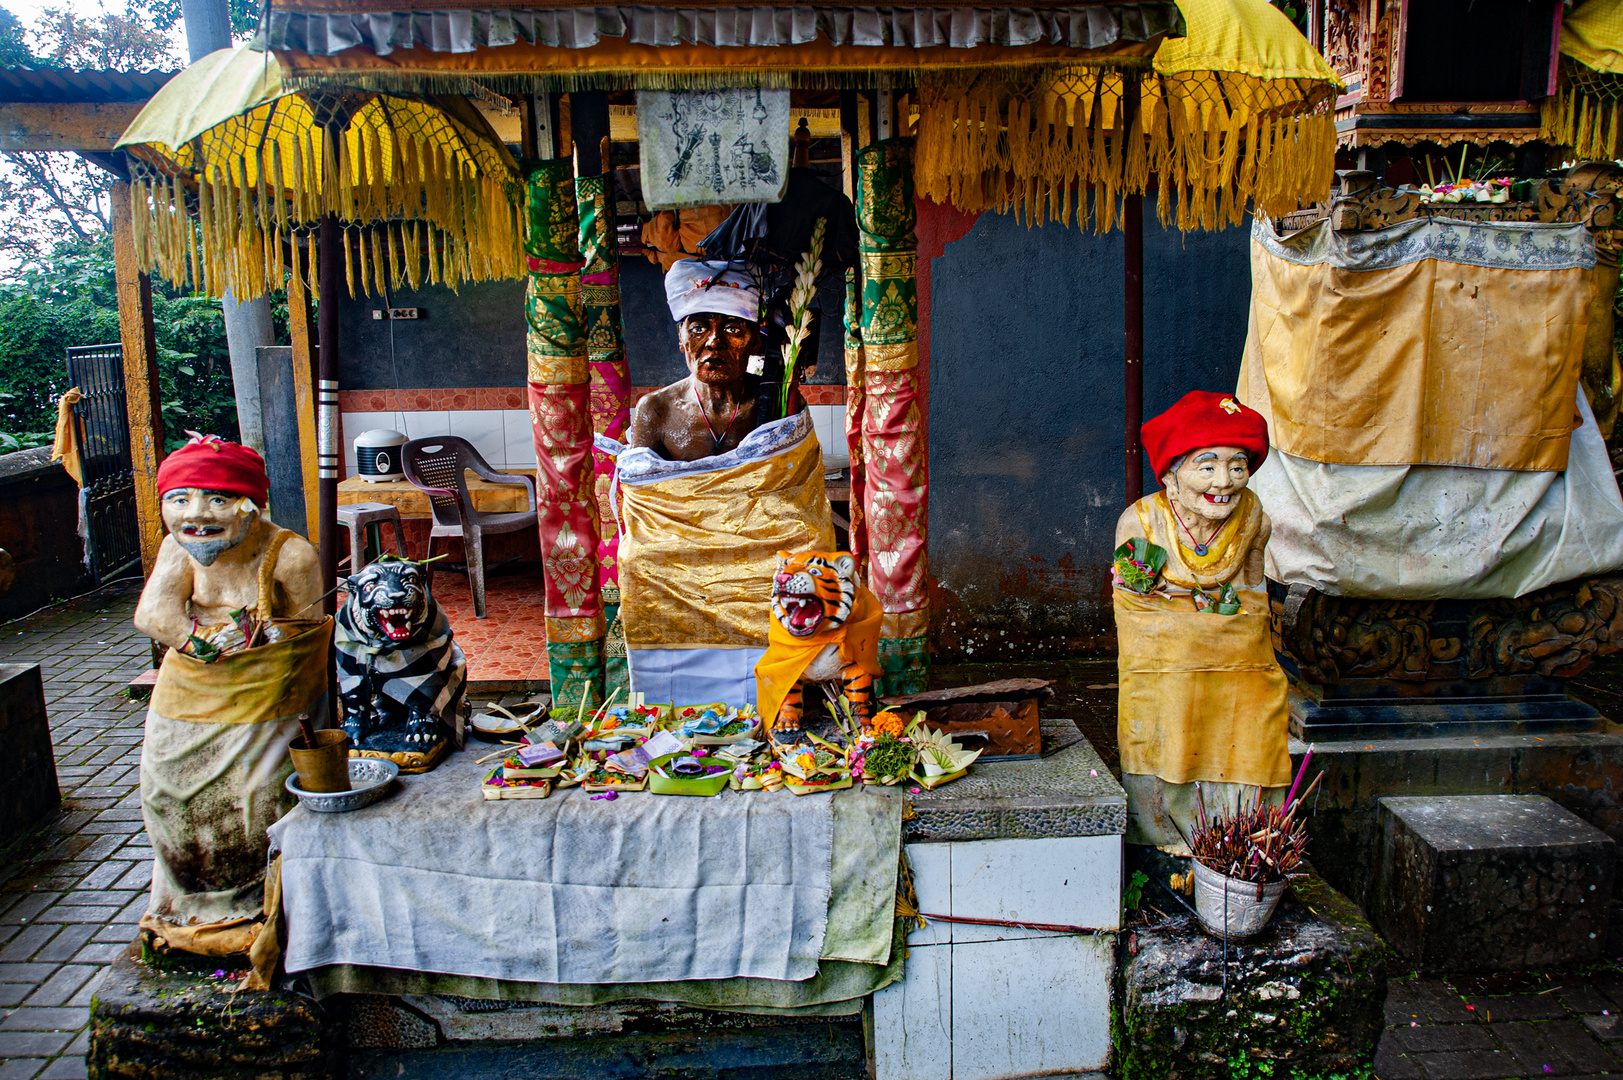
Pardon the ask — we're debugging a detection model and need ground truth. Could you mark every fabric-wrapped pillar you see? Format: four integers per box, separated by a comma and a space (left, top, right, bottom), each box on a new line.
576, 169, 631, 702
843, 267, 870, 582
855, 139, 929, 696
525, 159, 604, 709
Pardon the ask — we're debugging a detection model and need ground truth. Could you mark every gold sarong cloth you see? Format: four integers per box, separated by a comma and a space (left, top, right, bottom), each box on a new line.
1239, 217, 1595, 472
139, 530, 332, 973
617, 414, 835, 649
1115, 588, 1292, 790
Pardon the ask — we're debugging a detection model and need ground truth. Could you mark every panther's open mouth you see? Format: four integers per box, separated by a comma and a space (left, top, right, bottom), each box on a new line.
775, 592, 823, 637
376, 606, 417, 641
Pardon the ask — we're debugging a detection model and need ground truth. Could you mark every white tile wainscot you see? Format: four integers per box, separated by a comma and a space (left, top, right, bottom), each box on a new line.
871, 721, 1125, 1080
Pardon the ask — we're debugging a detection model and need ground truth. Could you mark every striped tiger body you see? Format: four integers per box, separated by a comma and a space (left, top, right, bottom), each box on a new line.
770, 551, 873, 732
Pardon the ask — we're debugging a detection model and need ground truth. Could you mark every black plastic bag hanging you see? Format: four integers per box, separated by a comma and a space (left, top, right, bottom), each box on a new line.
698, 168, 858, 287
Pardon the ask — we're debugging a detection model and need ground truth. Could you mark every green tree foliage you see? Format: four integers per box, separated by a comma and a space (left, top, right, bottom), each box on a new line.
0, 1, 278, 454
0, 235, 274, 451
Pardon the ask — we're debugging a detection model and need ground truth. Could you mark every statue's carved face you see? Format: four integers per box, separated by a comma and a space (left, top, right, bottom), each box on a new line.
161, 487, 256, 566
1162, 445, 1251, 524
679, 312, 758, 387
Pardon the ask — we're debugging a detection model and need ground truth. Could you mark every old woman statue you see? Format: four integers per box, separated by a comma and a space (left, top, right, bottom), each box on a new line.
132, 435, 328, 966
1113, 391, 1293, 852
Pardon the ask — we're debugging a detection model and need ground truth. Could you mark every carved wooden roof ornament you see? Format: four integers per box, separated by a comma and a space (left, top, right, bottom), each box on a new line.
1321, 0, 1559, 150
1275, 162, 1621, 235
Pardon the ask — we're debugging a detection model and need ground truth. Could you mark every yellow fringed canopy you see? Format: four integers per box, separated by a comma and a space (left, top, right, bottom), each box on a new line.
1540, 0, 1623, 161
116, 45, 525, 301
914, 0, 1341, 231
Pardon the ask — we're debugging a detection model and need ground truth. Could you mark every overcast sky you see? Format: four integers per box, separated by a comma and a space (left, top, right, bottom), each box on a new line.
8, 0, 189, 61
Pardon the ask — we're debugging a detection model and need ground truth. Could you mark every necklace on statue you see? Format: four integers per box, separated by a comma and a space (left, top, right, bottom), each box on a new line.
695, 382, 742, 452
1167, 495, 1233, 558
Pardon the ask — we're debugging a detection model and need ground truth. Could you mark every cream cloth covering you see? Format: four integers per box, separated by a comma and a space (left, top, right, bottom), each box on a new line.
1250, 391, 1623, 599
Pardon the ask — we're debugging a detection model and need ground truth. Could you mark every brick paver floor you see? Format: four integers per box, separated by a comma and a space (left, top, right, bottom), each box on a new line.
7, 581, 1623, 1080
0, 580, 151, 1080
1377, 970, 1623, 1078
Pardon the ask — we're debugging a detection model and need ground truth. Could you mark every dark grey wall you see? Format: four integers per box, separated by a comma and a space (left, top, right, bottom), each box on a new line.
336, 256, 846, 390
928, 200, 1252, 656
338, 278, 526, 389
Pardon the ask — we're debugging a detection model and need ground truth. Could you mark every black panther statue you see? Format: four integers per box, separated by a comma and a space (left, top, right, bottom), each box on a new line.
333, 556, 466, 773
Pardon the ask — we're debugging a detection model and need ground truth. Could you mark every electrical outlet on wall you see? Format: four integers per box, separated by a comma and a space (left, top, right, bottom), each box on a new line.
389, 307, 420, 320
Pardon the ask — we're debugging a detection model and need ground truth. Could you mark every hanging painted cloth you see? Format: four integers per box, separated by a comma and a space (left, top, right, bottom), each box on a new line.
1114, 492, 1291, 850
637, 88, 791, 210
139, 531, 332, 957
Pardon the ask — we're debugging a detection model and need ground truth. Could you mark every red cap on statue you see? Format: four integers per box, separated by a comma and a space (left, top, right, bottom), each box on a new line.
155, 434, 271, 508
1140, 391, 1270, 481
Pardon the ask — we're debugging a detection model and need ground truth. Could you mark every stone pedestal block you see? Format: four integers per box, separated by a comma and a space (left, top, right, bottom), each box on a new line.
1117, 872, 1388, 1080
0, 662, 58, 844
1371, 794, 1616, 973
89, 946, 342, 1080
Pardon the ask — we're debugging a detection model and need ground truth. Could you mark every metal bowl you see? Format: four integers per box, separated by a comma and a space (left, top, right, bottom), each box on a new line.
286, 758, 399, 813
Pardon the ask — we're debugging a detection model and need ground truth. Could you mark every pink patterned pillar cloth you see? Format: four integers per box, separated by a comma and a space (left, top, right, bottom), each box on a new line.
577, 172, 630, 587
856, 139, 929, 695
525, 159, 603, 707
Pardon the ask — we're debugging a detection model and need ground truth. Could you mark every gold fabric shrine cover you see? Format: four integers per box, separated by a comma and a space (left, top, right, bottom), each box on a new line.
1239, 215, 1595, 473
1239, 214, 1623, 601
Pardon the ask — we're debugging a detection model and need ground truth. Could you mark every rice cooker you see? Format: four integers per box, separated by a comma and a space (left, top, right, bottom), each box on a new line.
354, 429, 407, 482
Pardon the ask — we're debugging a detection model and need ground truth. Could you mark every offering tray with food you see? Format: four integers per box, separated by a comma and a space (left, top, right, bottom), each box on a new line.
482, 768, 552, 800
675, 704, 764, 746
647, 751, 734, 796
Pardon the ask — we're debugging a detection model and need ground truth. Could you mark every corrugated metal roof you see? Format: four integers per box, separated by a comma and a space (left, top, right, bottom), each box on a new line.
0, 68, 176, 103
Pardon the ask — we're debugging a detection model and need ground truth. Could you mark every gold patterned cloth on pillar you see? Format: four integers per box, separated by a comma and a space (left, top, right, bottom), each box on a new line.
525, 158, 604, 708
855, 138, 929, 695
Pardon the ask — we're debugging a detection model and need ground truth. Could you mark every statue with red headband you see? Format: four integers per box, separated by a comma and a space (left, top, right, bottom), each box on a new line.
132, 435, 328, 967
1112, 392, 1292, 852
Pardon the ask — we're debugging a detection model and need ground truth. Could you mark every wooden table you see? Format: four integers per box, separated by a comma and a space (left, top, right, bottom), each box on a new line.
338, 470, 537, 519
340, 467, 848, 521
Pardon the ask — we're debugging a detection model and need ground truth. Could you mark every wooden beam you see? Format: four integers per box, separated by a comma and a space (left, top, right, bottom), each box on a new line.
287, 255, 322, 545
110, 179, 165, 577
0, 102, 145, 152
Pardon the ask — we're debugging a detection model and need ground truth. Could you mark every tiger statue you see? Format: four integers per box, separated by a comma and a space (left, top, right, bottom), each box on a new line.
333, 556, 467, 772
757, 551, 884, 735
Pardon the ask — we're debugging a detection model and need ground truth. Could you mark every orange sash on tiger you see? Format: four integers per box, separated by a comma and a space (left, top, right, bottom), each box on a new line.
755, 586, 884, 727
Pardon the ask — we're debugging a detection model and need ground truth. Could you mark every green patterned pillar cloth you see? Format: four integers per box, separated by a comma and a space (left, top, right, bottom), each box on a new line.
525, 158, 603, 707
601, 584, 630, 707
576, 172, 631, 589
856, 138, 929, 696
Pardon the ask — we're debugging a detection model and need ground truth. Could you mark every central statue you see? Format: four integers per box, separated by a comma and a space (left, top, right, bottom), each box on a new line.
630, 259, 788, 459
614, 257, 833, 709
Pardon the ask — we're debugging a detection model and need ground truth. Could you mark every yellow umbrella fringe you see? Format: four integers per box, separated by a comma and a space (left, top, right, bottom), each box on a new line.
370, 224, 384, 297
345, 223, 356, 298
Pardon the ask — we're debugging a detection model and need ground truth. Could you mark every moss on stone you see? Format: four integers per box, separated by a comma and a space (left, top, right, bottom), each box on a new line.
1115, 869, 1389, 1080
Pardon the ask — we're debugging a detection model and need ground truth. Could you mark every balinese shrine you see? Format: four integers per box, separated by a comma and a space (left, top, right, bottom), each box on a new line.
70, 0, 1623, 1075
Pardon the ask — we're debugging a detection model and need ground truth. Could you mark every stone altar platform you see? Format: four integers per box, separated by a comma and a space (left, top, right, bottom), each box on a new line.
89, 721, 1126, 1080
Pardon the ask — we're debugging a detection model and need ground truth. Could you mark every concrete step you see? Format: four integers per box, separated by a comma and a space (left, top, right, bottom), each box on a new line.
1370, 794, 1617, 973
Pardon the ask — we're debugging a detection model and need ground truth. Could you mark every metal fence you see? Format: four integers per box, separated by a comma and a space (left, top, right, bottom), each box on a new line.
65, 344, 140, 585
